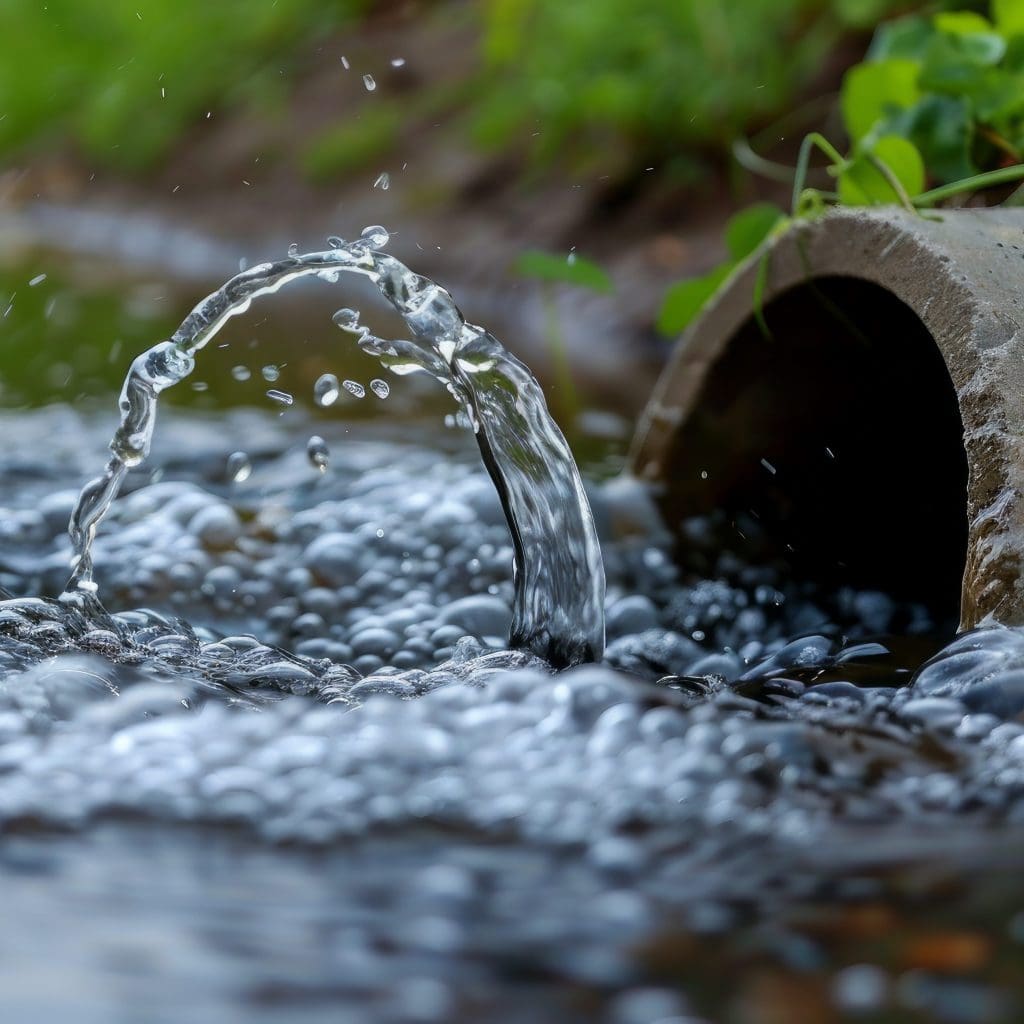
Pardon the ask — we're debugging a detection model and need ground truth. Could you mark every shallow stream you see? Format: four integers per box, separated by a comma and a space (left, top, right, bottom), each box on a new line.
1, 236, 1023, 1023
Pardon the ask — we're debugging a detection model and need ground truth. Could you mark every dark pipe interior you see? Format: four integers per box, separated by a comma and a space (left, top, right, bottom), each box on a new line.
657, 276, 968, 622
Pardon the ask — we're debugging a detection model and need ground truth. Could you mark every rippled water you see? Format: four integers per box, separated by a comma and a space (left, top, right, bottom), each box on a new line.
2, 243, 1024, 1020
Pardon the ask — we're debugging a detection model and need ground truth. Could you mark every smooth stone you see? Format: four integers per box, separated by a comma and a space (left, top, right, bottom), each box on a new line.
303, 532, 362, 587
606, 595, 660, 638
901, 697, 966, 730
189, 503, 241, 549
350, 627, 401, 659
438, 596, 512, 637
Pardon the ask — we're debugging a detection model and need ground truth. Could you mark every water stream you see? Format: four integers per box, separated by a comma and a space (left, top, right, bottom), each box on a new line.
3, 228, 1024, 1021
62, 227, 605, 667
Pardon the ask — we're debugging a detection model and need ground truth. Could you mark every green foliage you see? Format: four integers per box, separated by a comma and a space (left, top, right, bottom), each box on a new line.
515, 251, 613, 293
658, 1, 1024, 338
846, 4, 1024, 181
658, 204, 786, 335
837, 134, 926, 203
476, 0, 911, 164
303, 107, 401, 183
0, 0, 363, 171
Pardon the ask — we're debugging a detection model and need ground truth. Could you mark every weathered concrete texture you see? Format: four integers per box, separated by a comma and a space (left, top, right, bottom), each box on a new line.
630, 207, 1024, 630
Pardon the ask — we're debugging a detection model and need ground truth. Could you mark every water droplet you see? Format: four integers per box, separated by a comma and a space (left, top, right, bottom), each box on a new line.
28, 273, 47, 287
373, 172, 390, 191
390, 57, 406, 68
332, 307, 360, 331
370, 378, 390, 399
343, 380, 366, 399
314, 373, 340, 407
307, 435, 329, 472
567, 252, 577, 266
326, 235, 344, 249
261, 365, 280, 382
238, 257, 248, 272
287, 242, 299, 257
363, 74, 376, 91
231, 365, 251, 382
360, 225, 390, 248
227, 451, 251, 482
266, 389, 293, 406
340, 55, 350, 70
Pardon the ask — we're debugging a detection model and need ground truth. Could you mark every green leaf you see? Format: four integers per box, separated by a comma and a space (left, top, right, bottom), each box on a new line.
891, 94, 975, 183
657, 265, 732, 336
838, 135, 925, 205
515, 250, 613, 293
995, 0, 1024, 38
841, 59, 920, 142
867, 15, 934, 62
934, 12, 995, 37
724, 202, 786, 262
921, 31, 1007, 96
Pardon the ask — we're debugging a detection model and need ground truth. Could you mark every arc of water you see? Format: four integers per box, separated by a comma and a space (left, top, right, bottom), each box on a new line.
63, 227, 605, 667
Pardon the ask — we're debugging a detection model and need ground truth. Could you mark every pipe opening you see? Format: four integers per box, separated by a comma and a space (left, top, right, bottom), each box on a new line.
655, 276, 968, 625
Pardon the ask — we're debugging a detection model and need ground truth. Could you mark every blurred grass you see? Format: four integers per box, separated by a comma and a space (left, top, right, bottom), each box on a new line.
0, 0, 942, 179
0, 0, 365, 171
471, 0, 917, 164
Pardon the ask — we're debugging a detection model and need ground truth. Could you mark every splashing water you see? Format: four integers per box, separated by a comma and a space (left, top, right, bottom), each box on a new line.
307, 435, 329, 472
226, 451, 251, 482
62, 227, 605, 667
314, 373, 340, 407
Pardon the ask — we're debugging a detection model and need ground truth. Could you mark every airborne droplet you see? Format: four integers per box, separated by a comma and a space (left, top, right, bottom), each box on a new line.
287, 243, 299, 257
226, 451, 252, 483
373, 172, 390, 191
266, 389, 294, 406
261, 365, 280, 382
370, 378, 390, 399
314, 373, 340, 407
362, 74, 376, 91
343, 379, 366, 399
307, 435, 329, 472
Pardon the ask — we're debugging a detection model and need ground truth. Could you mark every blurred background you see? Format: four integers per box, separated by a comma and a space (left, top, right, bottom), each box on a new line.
0, 0, 943, 440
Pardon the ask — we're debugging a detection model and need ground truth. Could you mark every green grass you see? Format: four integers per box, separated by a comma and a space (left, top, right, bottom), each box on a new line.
303, 106, 403, 183
471, 0, 918, 165
0, 0, 364, 171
